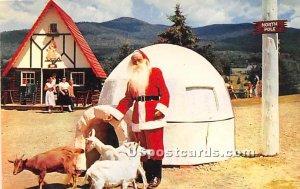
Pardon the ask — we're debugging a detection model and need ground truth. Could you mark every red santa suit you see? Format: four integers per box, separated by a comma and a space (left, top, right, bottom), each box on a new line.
115, 67, 170, 160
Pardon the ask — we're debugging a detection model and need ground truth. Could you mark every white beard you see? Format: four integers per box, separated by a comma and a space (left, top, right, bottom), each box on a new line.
129, 61, 151, 95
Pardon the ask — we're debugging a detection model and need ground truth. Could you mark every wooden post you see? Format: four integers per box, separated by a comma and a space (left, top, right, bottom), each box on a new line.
41, 69, 44, 104
262, 0, 280, 155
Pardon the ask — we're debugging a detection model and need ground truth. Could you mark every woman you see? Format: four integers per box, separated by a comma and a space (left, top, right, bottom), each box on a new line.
44, 77, 56, 113
68, 79, 75, 111
58, 76, 73, 112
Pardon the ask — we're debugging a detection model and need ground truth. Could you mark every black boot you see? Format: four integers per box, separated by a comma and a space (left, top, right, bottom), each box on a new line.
145, 160, 154, 182
155, 160, 162, 179
147, 160, 162, 188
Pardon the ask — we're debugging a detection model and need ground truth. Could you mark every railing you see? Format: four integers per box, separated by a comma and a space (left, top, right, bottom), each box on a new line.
75, 90, 91, 107
1, 90, 18, 105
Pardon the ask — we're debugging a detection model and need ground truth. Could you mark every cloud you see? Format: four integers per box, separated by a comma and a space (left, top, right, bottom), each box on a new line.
0, 0, 299, 32
56, 0, 133, 22
0, 1, 45, 31
142, 0, 299, 28
0, 0, 134, 31
142, 0, 262, 26
279, 0, 300, 28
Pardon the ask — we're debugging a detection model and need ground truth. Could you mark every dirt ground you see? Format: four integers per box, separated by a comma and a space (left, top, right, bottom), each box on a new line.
1, 94, 300, 189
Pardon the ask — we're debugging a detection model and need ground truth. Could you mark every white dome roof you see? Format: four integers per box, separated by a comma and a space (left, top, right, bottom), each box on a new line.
99, 44, 233, 122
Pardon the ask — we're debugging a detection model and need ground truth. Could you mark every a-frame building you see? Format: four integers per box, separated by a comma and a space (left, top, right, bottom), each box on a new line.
1, 0, 106, 104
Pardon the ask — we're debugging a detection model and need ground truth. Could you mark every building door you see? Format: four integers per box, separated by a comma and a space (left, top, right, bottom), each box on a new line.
42, 69, 64, 103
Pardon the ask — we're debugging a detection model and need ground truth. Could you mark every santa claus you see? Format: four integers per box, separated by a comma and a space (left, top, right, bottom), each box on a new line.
108, 49, 170, 188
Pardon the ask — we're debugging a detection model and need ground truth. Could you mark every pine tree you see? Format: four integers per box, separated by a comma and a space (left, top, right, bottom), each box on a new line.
156, 4, 198, 50
118, 43, 132, 62
102, 43, 133, 74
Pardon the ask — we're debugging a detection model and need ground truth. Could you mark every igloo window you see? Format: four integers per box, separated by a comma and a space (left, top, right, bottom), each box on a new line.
185, 87, 218, 120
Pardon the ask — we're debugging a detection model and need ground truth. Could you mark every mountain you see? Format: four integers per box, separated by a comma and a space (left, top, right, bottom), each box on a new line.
193, 23, 254, 40
75, 17, 168, 57
1, 17, 299, 64
1, 17, 299, 94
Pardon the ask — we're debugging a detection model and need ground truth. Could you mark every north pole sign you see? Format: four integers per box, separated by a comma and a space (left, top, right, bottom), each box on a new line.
254, 20, 287, 33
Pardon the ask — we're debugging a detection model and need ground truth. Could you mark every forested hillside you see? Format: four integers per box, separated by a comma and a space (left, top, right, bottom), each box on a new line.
1, 17, 299, 94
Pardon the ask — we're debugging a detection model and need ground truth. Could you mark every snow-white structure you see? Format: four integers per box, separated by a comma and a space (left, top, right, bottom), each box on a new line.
99, 44, 235, 165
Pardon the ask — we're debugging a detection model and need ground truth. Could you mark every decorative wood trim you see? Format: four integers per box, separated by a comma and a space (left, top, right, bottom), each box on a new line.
41, 50, 43, 68
42, 39, 52, 50
74, 40, 76, 68
20, 32, 78, 70
62, 52, 74, 64
63, 35, 66, 54
31, 39, 42, 50
30, 37, 32, 68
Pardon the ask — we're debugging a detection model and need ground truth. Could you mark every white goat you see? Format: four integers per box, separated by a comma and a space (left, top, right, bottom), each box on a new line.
85, 129, 148, 188
85, 132, 118, 160
84, 142, 150, 189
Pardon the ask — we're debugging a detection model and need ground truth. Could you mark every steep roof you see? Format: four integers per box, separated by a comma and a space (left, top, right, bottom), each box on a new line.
2, 0, 107, 78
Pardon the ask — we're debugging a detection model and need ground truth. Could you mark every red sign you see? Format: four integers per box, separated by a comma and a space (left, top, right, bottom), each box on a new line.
254, 20, 287, 33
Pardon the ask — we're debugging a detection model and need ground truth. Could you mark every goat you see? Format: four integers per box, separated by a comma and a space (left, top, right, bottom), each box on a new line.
85, 129, 148, 188
85, 129, 119, 160
84, 142, 151, 189
8, 146, 84, 189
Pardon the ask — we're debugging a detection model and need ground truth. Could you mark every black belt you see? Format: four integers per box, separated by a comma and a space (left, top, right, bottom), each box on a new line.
135, 95, 160, 102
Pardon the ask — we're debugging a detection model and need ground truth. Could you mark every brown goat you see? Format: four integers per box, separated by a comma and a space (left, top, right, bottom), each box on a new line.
8, 146, 84, 189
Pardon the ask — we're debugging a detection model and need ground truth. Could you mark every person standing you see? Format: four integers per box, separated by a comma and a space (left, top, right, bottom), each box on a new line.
58, 76, 73, 112
105, 50, 170, 188
257, 80, 262, 97
68, 79, 75, 111
51, 73, 58, 100
51, 73, 57, 88
254, 74, 260, 97
248, 81, 253, 98
44, 77, 56, 113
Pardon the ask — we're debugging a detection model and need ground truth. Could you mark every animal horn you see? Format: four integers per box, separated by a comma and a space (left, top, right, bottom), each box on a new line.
88, 129, 95, 137
92, 129, 95, 137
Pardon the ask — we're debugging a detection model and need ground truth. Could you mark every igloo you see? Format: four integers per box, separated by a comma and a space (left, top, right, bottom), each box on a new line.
99, 44, 235, 165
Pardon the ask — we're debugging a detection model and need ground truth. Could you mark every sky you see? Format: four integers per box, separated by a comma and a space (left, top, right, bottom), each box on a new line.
0, 0, 299, 32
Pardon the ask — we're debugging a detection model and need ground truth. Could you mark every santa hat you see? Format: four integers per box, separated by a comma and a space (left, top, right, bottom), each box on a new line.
132, 49, 150, 63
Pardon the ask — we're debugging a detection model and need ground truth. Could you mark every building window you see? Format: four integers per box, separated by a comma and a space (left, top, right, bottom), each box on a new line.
71, 72, 85, 86
21, 71, 35, 86
49, 23, 57, 33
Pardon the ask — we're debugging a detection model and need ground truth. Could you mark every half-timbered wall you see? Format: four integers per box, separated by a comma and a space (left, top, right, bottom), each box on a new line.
12, 7, 90, 70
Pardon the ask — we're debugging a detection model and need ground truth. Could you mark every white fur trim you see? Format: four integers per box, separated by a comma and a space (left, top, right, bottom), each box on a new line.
132, 50, 142, 57
95, 105, 124, 120
132, 124, 141, 132
132, 118, 167, 131
155, 103, 168, 116
110, 108, 124, 120
138, 101, 146, 124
